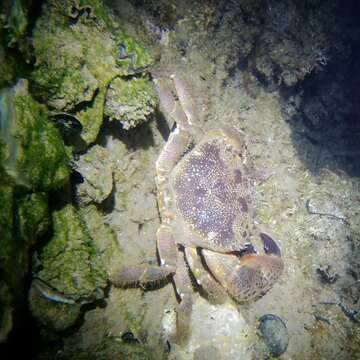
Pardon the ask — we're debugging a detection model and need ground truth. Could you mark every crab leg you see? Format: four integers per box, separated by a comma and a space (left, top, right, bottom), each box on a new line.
153, 75, 193, 222
156, 225, 177, 267
111, 226, 177, 287
111, 264, 174, 288
153, 75, 193, 183
170, 74, 197, 127
153, 78, 187, 130
155, 128, 191, 185
153, 74, 202, 344
173, 248, 193, 345
184, 247, 228, 304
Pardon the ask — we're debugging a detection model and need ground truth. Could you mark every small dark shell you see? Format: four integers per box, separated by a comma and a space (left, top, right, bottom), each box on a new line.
258, 314, 289, 358
121, 331, 140, 344
51, 114, 83, 137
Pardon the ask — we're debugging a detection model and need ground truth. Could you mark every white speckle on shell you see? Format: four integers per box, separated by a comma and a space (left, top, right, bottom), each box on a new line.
208, 232, 217, 241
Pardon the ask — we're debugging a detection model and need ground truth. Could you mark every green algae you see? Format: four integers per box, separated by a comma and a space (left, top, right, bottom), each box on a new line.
0, 20, 17, 88
0, 185, 16, 343
36, 204, 107, 302
0, 283, 13, 342
18, 192, 49, 246
115, 32, 153, 72
31, 0, 154, 145
0, 185, 27, 298
80, 205, 122, 275
0, 76, 70, 338
28, 281, 81, 333
75, 145, 113, 204
5, 0, 28, 47
76, 88, 107, 145
105, 76, 157, 129
0, 184, 28, 342
0, 0, 157, 345
0, 79, 69, 190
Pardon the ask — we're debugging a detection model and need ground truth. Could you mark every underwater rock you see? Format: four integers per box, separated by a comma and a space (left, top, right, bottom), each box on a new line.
0, 183, 50, 341
194, 345, 221, 360
105, 76, 157, 129
75, 145, 113, 204
0, 276, 14, 342
80, 204, 122, 276
1, 0, 28, 47
247, 1, 349, 88
18, 192, 49, 246
0, 79, 69, 342
31, 0, 154, 145
37, 336, 152, 360
316, 265, 339, 284
34, 204, 107, 303
0, 79, 69, 190
168, 297, 254, 360
0, 184, 27, 342
0, 22, 16, 88
258, 314, 289, 358
28, 279, 81, 333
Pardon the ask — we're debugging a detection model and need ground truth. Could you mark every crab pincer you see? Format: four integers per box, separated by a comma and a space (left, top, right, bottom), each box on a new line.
202, 233, 283, 302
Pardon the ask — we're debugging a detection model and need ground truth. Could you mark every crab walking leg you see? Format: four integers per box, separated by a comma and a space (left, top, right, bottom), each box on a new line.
112, 76, 196, 290
184, 247, 228, 304
111, 264, 175, 288
156, 225, 177, 267
171, 74, 197, 126
153, 77, 191, 131
154, 73, 197, 187
173, 248, 194, 345
155, 128, 191, 184
111, 226, 177, 288
155, 127, 191, 225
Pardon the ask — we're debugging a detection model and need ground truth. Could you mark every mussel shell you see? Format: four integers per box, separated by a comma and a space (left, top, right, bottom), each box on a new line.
51, 113, 83, 137
258, 314, 289, 358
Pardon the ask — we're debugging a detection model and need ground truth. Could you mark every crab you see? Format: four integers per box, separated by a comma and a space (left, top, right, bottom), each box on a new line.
112, 73, 284, 343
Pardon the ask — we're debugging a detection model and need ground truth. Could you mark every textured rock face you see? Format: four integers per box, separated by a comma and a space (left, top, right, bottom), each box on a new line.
0, 79, 69, 190
0, 0, 157, 347
164, 297, 254, 360
105, 77, 157, 129
34, 204, 107, 303
31, 0, 156, 145
1, 0, 359, 358
75, 145, 114, 204
0, 185, 17, 343
0, 79, 70, 342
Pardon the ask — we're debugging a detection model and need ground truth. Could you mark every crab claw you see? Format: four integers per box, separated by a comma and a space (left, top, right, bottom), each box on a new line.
260, 232, 281, 257
201, 235, 283, 302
